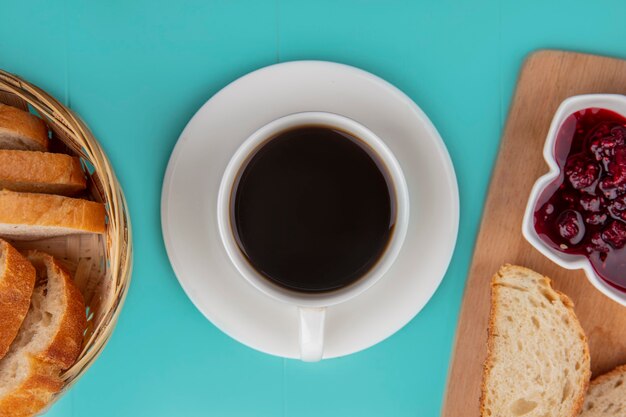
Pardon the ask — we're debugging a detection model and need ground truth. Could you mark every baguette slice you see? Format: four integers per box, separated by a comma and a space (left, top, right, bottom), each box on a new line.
0, 239, 36, 360
580, 365, 626, 416
0, 190, 106, 240
0, 104, 48, 152
0, 251, 86, 417
480, 265, 591, 417
0, 150, 86, 195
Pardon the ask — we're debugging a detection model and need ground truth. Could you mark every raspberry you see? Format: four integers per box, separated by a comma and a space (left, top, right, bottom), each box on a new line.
606, 147, 626, 186
602, 220, 626, 249
608, 195, 626, 221
599, 177, 625, 200
565, 155, 600, 190
612, 195, 626, 210
580, 194, 602, 212
613, 126, 626, 148
588, 124, 626, 161
585, 212, 608, 226
588, 232, 611, 253
557, 210, 585, 245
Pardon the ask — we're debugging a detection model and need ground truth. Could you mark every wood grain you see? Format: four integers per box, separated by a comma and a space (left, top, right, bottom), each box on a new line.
442, 50, 626, 416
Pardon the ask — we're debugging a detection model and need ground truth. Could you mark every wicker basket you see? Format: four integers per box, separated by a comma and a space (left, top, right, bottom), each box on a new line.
0, 69, 133, 405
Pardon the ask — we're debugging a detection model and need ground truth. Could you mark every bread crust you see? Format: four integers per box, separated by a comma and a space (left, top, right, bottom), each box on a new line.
0, 190, 106, 236
0, 240, 36, 359
28, 252, 86, 369
579, 364, 626, 416
0, 104, 48, 152
0, 251, 86, 417
0, 150, 86, 195
480, 264, 591, 417
0, 358, 63, 417
588, 363, 626, 387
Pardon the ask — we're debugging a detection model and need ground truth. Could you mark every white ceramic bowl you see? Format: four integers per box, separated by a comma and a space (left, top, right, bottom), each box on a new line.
522, 94, 626, 307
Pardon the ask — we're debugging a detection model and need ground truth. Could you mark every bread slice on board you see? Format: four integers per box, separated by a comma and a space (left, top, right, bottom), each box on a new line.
0, 150, 86, 195
580, 364, 626, 416
0, 251, 86, 417
0, 190, 106, 240
0, 239, 36, 360
480, 265, 591, 417
0, 104, 48, 152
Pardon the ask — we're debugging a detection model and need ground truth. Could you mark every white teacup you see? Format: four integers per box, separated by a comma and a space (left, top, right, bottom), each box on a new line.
217, 112, 409, 361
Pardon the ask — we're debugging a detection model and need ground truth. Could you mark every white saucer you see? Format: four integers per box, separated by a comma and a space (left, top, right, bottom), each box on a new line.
161, 61, 459, 359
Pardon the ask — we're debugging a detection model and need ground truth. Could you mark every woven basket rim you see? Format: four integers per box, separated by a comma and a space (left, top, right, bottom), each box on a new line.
0, 68, 133, 395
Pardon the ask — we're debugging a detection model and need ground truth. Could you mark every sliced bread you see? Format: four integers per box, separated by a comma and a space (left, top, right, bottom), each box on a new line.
0, 104, 48, 152
580, 364, 626, 416
0, 190, 106, 240
480, 265, 591, 417
0, 150, 86, 195
0, 251, 86, 417
0, 239, 36, 360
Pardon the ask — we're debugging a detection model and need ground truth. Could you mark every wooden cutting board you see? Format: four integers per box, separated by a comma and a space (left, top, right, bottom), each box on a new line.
442, 50, 626, 416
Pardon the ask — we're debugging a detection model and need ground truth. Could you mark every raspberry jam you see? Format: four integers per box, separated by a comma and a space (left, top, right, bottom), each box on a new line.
534, 108, 626, 290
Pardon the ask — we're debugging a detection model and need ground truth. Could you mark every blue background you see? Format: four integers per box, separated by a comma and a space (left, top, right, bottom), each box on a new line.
1, 1, 626, 416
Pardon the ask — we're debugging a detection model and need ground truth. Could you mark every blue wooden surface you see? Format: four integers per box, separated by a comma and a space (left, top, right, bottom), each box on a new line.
1, 1, 625, 415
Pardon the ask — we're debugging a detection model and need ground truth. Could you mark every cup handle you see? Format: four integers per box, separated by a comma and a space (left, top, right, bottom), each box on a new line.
298, 307, 326, 362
